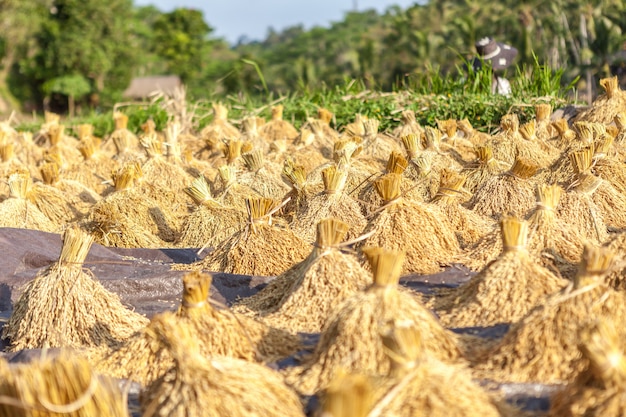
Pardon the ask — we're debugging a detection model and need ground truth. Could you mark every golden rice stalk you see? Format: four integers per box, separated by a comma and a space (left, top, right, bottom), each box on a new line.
234, 218, 372, 333
369, 325, 514, 417
571, 165, 626, 230
392, 110, 423, 139
491, 113, 556, 167
140, 132, 163, 159
111, 161, 140, 191
385, 151, 408, 175
76, 123, 95, 140
0, 170, 57, 232
291, 166, 367, 243
214, 164, 261, 211
3, 225, 148, 351
431, 217, 567, 328
259, 104, 299, 142
319, 372, 373, 417
189, 197, 310, 276
473, 244, 626, 384
519, 119, 536, 141
535, 102, 552, 122
0, 353, 127, 417
0, 139, 14, 162
139, 313, 305, 417
550, 118, 577, 150
573, 76, 626, 124
285, 247, 462, 396
431, 170, 494, 248
358, 173, 460, 274
462, 145, 508, 194
467, 158, 539, 219
281, 159, 316, 223
549, 319, 626, 417
239, 149, 290, 199
200, 102, 240, 145
97, 272, 300, 385
590, 134, 626, 196
437, 118, 458, 141
401, 133, 422, 160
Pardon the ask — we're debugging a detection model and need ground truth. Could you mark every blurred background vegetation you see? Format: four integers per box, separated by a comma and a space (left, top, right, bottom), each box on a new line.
1, 0, 625, 131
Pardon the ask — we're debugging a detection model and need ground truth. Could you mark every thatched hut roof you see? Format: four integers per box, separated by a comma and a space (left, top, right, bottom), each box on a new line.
123, 75, 182, 99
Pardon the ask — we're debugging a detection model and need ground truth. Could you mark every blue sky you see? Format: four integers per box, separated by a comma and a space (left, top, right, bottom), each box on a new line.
133, 0, 419, 44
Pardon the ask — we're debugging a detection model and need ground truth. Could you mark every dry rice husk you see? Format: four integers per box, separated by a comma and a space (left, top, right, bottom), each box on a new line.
139, 313, 305, 417
285, 247, 462, 396
233, 218, 372, 333
431, 217, 567, 328
2, 225, 148, 352
472, 244, 626, 384
358, 173, 460, 274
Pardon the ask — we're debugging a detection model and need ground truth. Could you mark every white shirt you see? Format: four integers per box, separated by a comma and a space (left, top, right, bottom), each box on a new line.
493, 76, 512, 96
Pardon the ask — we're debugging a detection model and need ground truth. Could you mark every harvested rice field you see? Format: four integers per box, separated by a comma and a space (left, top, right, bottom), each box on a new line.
1, 78, 626, 416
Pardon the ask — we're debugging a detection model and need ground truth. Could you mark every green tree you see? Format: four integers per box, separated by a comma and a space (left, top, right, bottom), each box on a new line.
42, 74, 91, 117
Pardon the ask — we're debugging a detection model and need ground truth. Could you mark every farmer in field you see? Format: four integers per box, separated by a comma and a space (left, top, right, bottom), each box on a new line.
472, 37, 518, 96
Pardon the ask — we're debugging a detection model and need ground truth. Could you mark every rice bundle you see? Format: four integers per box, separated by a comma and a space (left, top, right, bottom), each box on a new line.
97, 272, 301, 385
291, 165, 367, 243
0, 169, 58, 232
2, 225, 148, 352
191, 197, 310, 276
566, 146, 626, 230
10, 130, 45, 177
573, 76, 626, 124
177, 175, 246, 249
280, 158, 320, 223
107, 111, 142, 162
473, 244, 626, 384
234, 218, 372, 333
549, 117, 578, 150
238, 149, 290, 199
0, 353, 126, 417
358, 118, 402, 163
462, 144, 509, 194
589, 131, 626, 195
239, 115, 268, 154
0, 131, 30, 198
83, 162, 179, 248
318, 372, 373, 417
45, 123, 82, 166
549, 320, 626, 417
199, 102, 240, 152
259, 104, 299, 142
518, 119, 560, 166
546, 122, 599, 186
139, 313, 306, 417
214, 164, 261, 211
296, 108, 337, 151
534, 102, 554, 141
392, 109, 423, 139
467, 157, 539, 220
63, 136, 120, 194
285, 247, 462, 395
456, 118, 492, 145
368, 325, 513, 417
432, 217, 567, 328
358, 173, 460, 274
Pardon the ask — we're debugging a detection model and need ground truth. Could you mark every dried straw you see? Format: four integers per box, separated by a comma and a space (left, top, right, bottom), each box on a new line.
573, 76, 626, 124
63, 136, 120, 194
107, 112, 142, 163
431, 217, 567, 328
431, 169, 494, 248
473, 244, 626, 384
199, 102, 240, 151
534, 102, 554, 141
0, 170, 58, 232
0, 352, 127, 417
358, 173, 460, 274
549, 319, 626, 417
291, 165, 367, 243
238, 149, 291, 199
2, 225, 148, 351
285, 247, 462, 395
139, 313, 305, 417
318, 372, 373, 417
462, 144, 508, 194
392, 110, 423, 139
214, 164, 261, 211
467, 157, 539, 220
190, 197, 310, 276
177, 175, 246, 249
259, 104, 299, 142
234, 218, 372, 333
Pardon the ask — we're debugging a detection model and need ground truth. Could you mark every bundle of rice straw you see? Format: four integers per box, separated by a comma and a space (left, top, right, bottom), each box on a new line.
139, 313, 305, 417
63, 135, 120, 194
199, 102, 241, 151
549, 117, 577, 150
456, 118, 492, 145
213, 164, 261, 211
573, 76, 626, 124
0, 353, 127, 417
467, 157, 539, 220
33, 110, 61, 145
431, 169, 494, 248
436, 118, 477, 163
280, 158, 320, 223
177, 175, 246, 249
357, 118, 403, 163
565, 146, 626, 230
549, 320, 626, 417
318, 372, 373, 417
191, 197, 310, 276
9, 129, 45, 177
295, 108, 337, 151
431, 217, 567, 328
534, 102, 554, 140
473, 244, 626, 384
285, 247, 462, 396
367, 324, 515, 417
98, 272, 301, 385
392, 109, 423, 139
358, 173, 460, 274
107, 111, 142, 162
28, 161, 100, 225
462, 144, 509, 194
518, 119, 560, 166
238, 148, 290, 199
589, 130, 626, 195
2, 225, 148, 352
0, 130, 30, 198
239, 115, 268, 153
234, 218, 372, 333
291, 165, 367, 243
82, 162, 179, 248
259, 104, 299, 142
0, 169, 57, 232
45, 123, 82, 166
